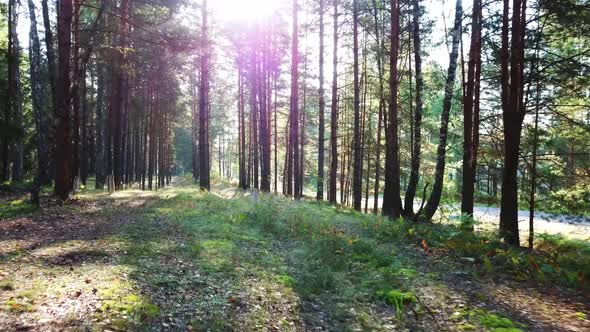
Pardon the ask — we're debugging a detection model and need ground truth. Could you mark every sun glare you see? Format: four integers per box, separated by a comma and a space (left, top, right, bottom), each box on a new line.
212, 0, 282, 22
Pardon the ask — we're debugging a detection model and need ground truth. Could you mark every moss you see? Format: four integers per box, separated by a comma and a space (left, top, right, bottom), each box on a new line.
275, 274, 295, 288
0, 279, 15, 291
376, 289, 415, 306
99, 281, 160, 327
458, 323, 478, 331
572, 312, 587, 321
479, 314, 517, 329
5, 298, 33, 313
0, 198, 38, 219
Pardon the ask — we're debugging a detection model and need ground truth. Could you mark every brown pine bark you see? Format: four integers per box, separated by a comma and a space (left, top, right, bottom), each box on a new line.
461, 0, 482, 218
191, 62, 200, 182
72, 0, 81, 188
371, 0, 385, 214
352, 0, 362, 211
500, 0, 527, 246
289, 0, 301, 198
54, 0, 74, 200
382, 0, 402, 218
328, 0, 339, 204
27, 0, 50, 204
317, 0, 326, 200
7, 0, 23, 183
199, 0, 211, 190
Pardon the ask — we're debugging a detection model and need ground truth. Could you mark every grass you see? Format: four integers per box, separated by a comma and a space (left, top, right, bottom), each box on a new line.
452, 307, 525, 331
0, 198, 38, 219
82, 180, 590, 328
1, 176, 587, 330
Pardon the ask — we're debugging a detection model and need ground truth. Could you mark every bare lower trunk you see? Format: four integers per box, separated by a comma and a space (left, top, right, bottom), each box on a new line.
423, 0, 463, 221
328, 0, 339, 204
404, 0, 425, 218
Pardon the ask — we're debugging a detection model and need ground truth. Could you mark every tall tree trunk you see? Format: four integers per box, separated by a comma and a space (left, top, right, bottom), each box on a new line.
352, 0, 362, 211
191, 63, 200, 182
423, 0, 463, 221
500, 0, 527, 246
260, 32, 272, 192
371, 0, 385, 214
199, 0, 211, 190
404, 0, 425, 218
274, 67, 279, 193
27, 0, 50, 204
41, 0, 57, 181
8, 0, 23, 183
382, 0, 402, 218
72, 0, 82, 189
317, 0, 326, 200
289, 0, 300, 198
328, 0, 339, 204
238, 62, 247, 189
95, 65, 106, 189
55, 0, 74, 200
460, 0, 482, 218
41, 0, 57, 118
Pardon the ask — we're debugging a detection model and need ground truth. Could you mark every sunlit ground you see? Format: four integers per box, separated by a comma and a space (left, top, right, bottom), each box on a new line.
0, 177, 588, 330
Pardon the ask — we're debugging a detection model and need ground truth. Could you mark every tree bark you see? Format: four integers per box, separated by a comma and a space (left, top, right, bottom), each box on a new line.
352, 0, 362, 211
199, 0, 211, 190
55, 0, 74, 200
461, 0, 482, 218
317, 0, 326, 201
423, 0, 463, 221
382, 0, 403, 218
289, 0, 301, 198
328, 0, 339, 204
500, 0, 527, 246
404, 0, 425, 218
27, 0, 50, 204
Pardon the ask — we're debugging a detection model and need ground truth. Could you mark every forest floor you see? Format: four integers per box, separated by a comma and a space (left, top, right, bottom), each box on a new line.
0, 177, 589, 331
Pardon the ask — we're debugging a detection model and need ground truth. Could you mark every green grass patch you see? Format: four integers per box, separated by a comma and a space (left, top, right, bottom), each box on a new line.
452, 308, 524, 331
0, 198, 38, 219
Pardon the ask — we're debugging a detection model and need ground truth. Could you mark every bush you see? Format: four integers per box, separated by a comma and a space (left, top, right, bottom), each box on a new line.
546, 184, 590, 217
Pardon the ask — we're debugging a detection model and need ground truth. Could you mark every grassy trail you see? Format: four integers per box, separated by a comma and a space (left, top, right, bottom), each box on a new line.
0, 177, 588, 331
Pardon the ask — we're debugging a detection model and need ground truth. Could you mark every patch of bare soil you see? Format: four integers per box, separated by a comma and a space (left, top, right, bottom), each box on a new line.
411, 249, 590, 332
0, 194, 132, 331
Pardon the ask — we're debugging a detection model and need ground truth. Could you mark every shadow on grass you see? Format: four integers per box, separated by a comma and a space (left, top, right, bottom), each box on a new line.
2, 178, 588, 331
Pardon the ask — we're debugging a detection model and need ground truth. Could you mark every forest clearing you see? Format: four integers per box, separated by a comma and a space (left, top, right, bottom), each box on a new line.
0, 177, 589, 331
1, 0, 590, 330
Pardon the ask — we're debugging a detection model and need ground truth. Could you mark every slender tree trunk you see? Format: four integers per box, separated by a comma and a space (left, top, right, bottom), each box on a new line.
28, 0, 50, 204
317, 0, 326, 200
460, 0, 482, 218
500, 0, 527, 246
199, 0, 211, 190
404, 0, 425, 218
352, 0, 362, 211
260, 31, 271, 192
382, 0, 402, 218
192, 63, 200, 182
238, 61, 247, 189
8, 0, 23, 183
289, 0, 301, 198
274, 68, 279, 193
371, 0, 385, 214
423, 0, 463, 221
55, 0, 74, 200
95, 66, 106, 189
72, 0, 82, 189
328, 0, 339, 204
41, 0, 57, 181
